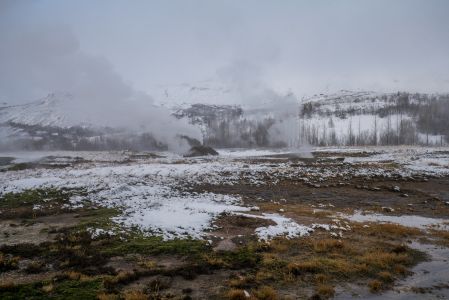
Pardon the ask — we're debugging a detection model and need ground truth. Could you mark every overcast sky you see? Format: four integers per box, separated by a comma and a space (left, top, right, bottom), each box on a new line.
1, 0, 449, 104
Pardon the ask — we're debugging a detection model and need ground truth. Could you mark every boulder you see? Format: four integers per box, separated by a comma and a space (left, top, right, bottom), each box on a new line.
184, 145, 219, 157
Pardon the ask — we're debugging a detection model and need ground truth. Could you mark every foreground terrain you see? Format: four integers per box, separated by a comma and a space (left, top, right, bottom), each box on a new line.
0, 147, 448, 299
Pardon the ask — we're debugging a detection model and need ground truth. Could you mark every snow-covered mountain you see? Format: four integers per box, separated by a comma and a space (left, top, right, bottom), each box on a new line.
170, 88, 449, 147
1, 86, 448, 150
0, 92, 79, 128
0, 93, 167, 151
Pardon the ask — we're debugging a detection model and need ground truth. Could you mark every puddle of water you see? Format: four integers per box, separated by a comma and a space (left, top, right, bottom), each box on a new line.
335, 241, 449, 299
341, 211, 449, 231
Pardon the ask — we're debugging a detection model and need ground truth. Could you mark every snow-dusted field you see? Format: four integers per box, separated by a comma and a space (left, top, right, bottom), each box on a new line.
1, 146, 449, 240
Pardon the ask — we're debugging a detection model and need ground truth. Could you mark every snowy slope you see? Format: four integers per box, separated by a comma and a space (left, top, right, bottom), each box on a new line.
0, 92, 81, 128
1, 86, 448, 149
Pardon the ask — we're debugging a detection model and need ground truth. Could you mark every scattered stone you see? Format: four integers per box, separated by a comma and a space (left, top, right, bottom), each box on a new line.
401, 193, 409, 197
213, 239, 237, 251
382, 206, 395, 213
392, 186, 401, 192
279, 208, 285, 212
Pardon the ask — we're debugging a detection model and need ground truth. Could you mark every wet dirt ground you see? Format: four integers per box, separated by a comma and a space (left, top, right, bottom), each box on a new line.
0, 148, 448, 299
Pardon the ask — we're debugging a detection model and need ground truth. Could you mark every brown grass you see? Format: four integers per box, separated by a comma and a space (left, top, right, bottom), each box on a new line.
97, 293, 120, 300
268, 239, 290, 253
41, 283, 54, 293
312, 239, 346, 253
359, 223, 422, 238
287, 257, 354, 276
103, 271, 138, 290
228, 275, 252, 288
368, 279, 383, 293
202, 254, 227, 268
123, 290, 147, 300
287, 261, 319, 275
255, 270, 275, 281
358, 251, 410, 270
226, 289, 249, 300
66, 271, 91, 282
258, 202, 282, 212
378, 271, 394, 283
314, 273, 331, 284
253, 286, 278, 300
430, 229, 449, 246
316, 284, 335, 298
0, 253, 19, 271
138, 258, 157, 269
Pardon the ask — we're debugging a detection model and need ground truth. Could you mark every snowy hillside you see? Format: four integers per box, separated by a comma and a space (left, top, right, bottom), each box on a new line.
1, 86, 449, 150
0, 92, 79, 128
169, 88, 449, 147
0, 93, 169, 151
298, 90, 449, 146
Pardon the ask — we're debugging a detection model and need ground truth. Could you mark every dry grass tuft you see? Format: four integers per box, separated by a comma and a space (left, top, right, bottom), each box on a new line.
368, 279, 383, 293
361, 223, 421, 238
288, 259, 322, 274
393, 264, 407, 275
0, 253, 19, 271
255, 270, 276, 282
97, 293, 120, 300
316, 284, 335, 298
287, 257, 354, 276
226, 289, 249, 300
123, 290, 147, 300
268, 239, 290, 253
25, 261, 46, 274
358, 251, 410, 269
378, 271, 394, 283
103, 271, 138, 290
228, 275, 252, 288
313, 239, 346, 253
253, 285, 278, 300
258, 202, 282, 212
430, 229, 449, 246
202, 254, 227, 268
138, 258, 157, 269
314, 273, 331, 284
41, 283, 54, 293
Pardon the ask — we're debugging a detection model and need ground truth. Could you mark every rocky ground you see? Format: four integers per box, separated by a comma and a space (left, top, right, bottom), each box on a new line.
0, 147, 448, 299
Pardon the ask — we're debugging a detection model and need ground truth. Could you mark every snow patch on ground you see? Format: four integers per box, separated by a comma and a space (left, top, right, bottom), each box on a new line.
255, 213, 314, 240
235, 212, 315, 241
1, 147, 448, 240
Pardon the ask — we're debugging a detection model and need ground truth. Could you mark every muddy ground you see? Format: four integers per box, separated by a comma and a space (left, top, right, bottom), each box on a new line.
0, 149, 448, 299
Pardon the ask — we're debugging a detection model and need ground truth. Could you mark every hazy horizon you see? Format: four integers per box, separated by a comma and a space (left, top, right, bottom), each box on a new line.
1, 0, 449, 106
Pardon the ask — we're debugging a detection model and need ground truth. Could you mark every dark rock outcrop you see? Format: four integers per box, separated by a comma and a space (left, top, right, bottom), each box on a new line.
184, 145, 219, 157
